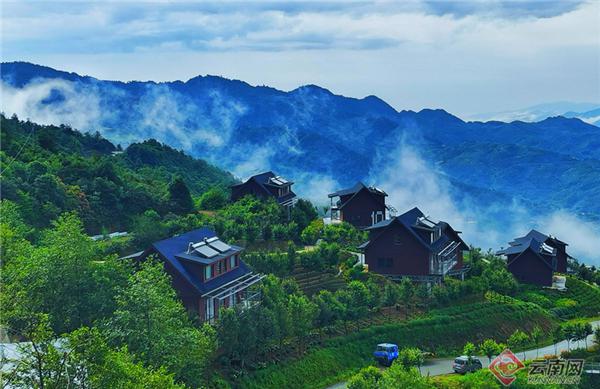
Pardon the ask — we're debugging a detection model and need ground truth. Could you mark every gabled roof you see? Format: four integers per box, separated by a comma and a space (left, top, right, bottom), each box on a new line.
231, 171, 296, 203
498, 236, 556, 256
149, 228, 251, 294
509, 229, 568, 247
500, 238, 556, 270
328, 182, 388, 198
361, 207, 468, 252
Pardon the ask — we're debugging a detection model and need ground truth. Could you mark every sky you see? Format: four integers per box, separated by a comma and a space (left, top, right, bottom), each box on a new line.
1, 0, 599, 117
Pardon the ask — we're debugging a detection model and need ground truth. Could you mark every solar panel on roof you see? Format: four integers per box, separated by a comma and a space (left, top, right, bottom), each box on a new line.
276, 176, 288, 184
194, 245, 219, 258
205, 236, 219, 243
541, 242, 554, 255
207, 239, 232, 253
417, 216, 436, 228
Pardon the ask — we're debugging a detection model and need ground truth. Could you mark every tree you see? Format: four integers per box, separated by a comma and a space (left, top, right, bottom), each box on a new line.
481, 259, 518, 295
380, 365, 435, 389
1, 213, 130, 335
340, 281, 371, 320
399, 278, 415, 317
0, 200, 33, 265
301, 219, 324, 245
322, 222, 367, 248
398, 347, 425, 372
463, 342, 476, 362
67, 327, 184, 389
583, 323, 593, 350
291, 199, 318, 232
216, 307, 240, 363
2, 314, 70, 389
196, 187, 228, 210
105, 260, 216, 387
288, 294, 317, 354
479, 339, 502, 363
132, 209, 168, 248
347, 366, 383, 389
313, 290, 344, 327
507, 330, 530, 360
382, 283, 400, 310
167, 177, 194, 214
570, 322, 593, 350
530, 326, 543, 358
287, 241, 297, 272
552, 326, 564, 356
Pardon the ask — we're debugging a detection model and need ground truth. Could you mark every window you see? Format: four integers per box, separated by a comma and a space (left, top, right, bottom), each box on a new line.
204, 265, 212, 280
217, 260, 225, 274
230, 255, 236, 269
377, 258, 393, 268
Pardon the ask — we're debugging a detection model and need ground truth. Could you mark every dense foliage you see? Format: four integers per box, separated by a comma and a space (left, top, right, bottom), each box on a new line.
0, 114, 234, 234
1, 210, 216, 387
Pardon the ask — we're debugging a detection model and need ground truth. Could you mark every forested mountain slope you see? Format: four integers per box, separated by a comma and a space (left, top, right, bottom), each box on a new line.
0, 114, 235, 233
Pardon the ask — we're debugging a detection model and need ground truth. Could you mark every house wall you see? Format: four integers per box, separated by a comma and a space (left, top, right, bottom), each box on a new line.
231, 180, 268, 202
161, 259, 201, 309
507, 251, 553, 286
444, 227, 465, 270
365, 223, 429, 275
550, 241, 568, 273
341, 189, 386, 228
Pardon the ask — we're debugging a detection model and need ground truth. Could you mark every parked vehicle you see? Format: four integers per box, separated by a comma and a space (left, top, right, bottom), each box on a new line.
453, 356, 483, 374
374, 343, 399, 366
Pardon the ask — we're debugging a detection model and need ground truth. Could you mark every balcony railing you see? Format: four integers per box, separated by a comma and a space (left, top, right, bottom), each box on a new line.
430, 241, 461, 275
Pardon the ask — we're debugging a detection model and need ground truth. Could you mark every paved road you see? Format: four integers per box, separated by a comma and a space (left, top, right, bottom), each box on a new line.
326, 320, 600, 389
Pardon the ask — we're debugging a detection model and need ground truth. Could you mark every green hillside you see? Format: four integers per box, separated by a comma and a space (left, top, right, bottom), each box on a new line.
237, 299, 555, 389
0, 114, 235, 234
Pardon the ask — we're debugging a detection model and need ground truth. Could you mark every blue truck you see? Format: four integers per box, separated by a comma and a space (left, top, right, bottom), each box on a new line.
373, 343, 399, 366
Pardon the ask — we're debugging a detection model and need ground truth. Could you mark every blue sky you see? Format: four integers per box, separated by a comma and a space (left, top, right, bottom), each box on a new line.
1, 0, 599, 116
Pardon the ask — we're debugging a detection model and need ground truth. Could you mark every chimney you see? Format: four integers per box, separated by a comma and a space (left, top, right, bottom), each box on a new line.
187, 242, 193, 254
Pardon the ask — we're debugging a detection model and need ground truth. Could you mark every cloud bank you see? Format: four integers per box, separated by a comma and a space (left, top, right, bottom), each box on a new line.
370, 133, 600, 266
2, 1, 598, 115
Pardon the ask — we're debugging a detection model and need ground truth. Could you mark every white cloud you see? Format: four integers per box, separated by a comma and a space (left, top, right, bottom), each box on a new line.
0, 78, 102, 131
3, 1, 597, 114
369, 134, 600, 266
537, 211, 600, 264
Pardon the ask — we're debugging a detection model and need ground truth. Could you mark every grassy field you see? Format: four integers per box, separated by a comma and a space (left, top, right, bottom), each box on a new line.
235, 299, 555, 389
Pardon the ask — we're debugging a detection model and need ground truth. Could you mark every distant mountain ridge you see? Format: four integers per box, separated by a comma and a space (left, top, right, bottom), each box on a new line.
2, 62, 600, 251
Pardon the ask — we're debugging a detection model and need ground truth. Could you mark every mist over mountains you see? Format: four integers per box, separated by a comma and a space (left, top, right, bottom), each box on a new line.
1, 61, 599, 264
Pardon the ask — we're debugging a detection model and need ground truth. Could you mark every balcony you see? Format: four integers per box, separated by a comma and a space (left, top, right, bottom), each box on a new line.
430, 240, 461, 276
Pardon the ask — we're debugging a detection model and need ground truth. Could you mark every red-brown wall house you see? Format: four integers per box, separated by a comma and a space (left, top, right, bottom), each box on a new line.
365, 222, 430, 275
341, 188, 386, 228
507, 250, 553, 286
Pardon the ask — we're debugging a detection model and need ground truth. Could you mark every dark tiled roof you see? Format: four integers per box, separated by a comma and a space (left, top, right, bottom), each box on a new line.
360, 207, 468, 252
232, 171, 297, 204
328, 182, 388, 198
151, 228, 251, 294
499, 238, 556, 270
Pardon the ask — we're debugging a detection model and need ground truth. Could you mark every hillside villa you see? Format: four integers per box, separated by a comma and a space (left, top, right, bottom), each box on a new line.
327, 182, 393, 229
358, 207, 469, 284
497, 230, 571, 286
230, 171, 298, 218
135, 228, 265, 322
